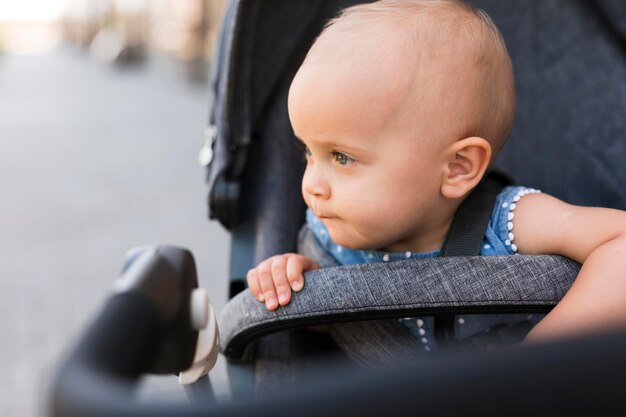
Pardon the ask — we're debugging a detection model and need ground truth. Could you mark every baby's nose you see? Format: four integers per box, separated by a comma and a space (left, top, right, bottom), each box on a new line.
302, 167, 330, 199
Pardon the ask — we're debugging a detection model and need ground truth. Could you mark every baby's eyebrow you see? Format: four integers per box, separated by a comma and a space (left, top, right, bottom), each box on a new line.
294, 134, 369, 155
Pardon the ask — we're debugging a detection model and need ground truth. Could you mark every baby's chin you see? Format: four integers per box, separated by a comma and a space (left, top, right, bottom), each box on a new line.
326, 228, 381, 251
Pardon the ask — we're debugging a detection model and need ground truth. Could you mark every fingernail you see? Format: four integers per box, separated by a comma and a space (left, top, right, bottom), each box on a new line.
266, 298, 277, 310
292, 281, 303, 291
278, 293, 288, 304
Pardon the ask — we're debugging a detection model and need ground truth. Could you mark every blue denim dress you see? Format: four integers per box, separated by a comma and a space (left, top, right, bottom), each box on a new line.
306, 186, 546, 352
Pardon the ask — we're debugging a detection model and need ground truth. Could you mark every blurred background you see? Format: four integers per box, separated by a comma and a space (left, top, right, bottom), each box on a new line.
0, 0, 231, 416
1, 0, 227, 81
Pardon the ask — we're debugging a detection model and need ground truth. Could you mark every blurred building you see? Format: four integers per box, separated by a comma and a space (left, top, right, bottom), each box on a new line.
65, 0, 227, 80
0, 0, 228, 81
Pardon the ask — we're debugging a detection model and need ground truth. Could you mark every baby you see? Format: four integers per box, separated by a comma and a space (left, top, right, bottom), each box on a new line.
246, 0, 626, 344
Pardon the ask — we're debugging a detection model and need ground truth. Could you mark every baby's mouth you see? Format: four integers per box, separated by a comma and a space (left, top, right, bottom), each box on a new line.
316, 211, 337, 220
310, 204, 334, 220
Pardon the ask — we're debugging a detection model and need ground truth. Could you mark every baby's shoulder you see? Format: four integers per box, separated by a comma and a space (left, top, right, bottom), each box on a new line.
482, 186, 542, 256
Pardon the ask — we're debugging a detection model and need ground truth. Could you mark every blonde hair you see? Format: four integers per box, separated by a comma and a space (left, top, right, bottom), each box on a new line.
306, 0, 515, 156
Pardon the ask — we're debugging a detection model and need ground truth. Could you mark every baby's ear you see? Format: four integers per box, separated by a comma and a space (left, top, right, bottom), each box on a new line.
440, 137, 491, 199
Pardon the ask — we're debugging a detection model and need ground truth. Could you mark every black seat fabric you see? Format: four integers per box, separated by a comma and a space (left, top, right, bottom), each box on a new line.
471, 0, 626, 209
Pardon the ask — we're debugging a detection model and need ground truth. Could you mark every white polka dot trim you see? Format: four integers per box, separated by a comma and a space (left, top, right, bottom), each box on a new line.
505, 188, 541, 254
416, 319, 424, 327
405, 251, 411, 258
382, 253, 390, 262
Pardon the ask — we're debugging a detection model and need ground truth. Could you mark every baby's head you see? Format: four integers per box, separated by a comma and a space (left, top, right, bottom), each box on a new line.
289, 0, 515, 253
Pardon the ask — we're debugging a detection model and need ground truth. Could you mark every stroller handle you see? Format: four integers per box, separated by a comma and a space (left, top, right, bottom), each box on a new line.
50, 246, 205, 417
48, 245, 626, 416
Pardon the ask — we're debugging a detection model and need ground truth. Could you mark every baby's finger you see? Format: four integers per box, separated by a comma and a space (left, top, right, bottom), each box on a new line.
270, 257, 292, 306
257, 260, 279, 310
286, 256, 306, 292
302, 257, 321, 271
246, 269, 264, 302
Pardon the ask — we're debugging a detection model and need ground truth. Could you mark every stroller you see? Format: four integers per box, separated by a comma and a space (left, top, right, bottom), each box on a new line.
50, 0, 626, 415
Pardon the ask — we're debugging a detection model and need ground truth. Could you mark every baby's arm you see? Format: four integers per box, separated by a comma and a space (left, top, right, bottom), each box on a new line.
247, 254, 320, 311
512, 193, 626, 342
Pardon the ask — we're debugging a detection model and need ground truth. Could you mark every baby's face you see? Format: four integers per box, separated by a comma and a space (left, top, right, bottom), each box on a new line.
289, 58, 451, 253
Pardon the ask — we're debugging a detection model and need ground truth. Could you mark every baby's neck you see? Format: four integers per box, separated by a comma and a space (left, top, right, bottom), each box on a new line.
380, 214, 454, 254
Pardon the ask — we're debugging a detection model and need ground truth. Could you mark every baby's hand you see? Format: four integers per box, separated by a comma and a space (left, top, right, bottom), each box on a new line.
247, 254, 320, 311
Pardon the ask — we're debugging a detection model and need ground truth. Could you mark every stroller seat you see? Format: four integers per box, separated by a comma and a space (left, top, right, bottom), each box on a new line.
206, 0, 626, 396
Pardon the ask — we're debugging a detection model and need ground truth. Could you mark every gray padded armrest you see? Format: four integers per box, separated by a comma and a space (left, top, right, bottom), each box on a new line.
219, 255, 580, 360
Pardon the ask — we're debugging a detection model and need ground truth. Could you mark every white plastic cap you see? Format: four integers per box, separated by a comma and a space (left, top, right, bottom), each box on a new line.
190, 288, 209, 330
179, 291, 220, 385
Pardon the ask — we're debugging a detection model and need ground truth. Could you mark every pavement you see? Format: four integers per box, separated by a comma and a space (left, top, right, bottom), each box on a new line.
0, 47, 231, 416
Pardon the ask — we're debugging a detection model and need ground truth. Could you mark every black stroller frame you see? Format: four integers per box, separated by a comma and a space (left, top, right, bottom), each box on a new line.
50, 0, 626, 415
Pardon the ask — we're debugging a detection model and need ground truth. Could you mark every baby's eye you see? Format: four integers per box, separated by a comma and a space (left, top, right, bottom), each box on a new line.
332, 151, 355, 166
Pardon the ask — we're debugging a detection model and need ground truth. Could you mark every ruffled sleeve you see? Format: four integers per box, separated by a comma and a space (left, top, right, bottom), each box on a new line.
481, 186, 542, 256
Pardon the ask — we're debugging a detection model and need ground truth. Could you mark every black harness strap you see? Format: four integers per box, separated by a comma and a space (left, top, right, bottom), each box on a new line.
435, 169, 513, 344
439, 169, 513, 257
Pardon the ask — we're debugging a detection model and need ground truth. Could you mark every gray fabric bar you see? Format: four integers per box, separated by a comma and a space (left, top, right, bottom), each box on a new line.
218, 255, 580, 360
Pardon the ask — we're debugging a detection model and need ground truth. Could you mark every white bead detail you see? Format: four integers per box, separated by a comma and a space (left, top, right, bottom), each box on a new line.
483, 244, 491, 250
501, 188, 542, 252
424, 345, 432, 352
336, 246, 342, 253
501, 202, 508, 208
382, 254, 390, 262
368, 253, 374, 258
405, 251, 411, 258
421, 337, 428, 344
416, 319, 424, 327
418, 328, 426, 336
458, 317, 465, 324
